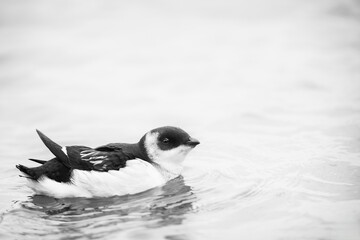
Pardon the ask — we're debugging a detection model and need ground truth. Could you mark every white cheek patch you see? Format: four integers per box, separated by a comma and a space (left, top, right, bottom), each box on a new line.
156, 145, 191, 163
144, 132, 160, 161
144, 132, 192, 175
144, 132, 192, 163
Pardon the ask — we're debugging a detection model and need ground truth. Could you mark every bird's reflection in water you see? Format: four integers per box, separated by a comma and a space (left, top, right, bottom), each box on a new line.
19, 176, 195, 239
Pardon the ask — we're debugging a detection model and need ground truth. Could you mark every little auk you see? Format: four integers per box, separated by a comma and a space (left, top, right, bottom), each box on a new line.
16, 126, 200, 198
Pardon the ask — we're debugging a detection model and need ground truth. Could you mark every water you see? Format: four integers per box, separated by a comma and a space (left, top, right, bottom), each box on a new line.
0, 0, 360, 239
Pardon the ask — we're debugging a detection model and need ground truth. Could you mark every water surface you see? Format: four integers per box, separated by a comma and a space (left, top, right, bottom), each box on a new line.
0, 0, 359, 239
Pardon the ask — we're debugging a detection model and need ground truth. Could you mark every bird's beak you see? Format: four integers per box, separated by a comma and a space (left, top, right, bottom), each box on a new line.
185, 137, 200, 147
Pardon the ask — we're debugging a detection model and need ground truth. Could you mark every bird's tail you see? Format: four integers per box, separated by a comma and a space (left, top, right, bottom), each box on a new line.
16, 164, 38, 180
28, 158, 47, 165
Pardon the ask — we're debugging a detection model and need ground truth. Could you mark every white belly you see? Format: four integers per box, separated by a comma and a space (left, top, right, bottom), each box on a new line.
27, 160, 167, 198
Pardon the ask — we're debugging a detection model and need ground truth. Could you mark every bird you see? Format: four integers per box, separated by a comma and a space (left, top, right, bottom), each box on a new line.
16, 126, 200, 198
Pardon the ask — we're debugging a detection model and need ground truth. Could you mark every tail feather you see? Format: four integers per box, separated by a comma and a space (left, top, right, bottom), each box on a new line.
28, 158, 47, 164
19, 174, 33, 180
16, 164, 37, 180
16, 130, 73, 182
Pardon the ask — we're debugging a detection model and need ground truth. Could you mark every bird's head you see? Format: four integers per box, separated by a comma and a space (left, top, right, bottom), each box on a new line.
140, 126, 200, 174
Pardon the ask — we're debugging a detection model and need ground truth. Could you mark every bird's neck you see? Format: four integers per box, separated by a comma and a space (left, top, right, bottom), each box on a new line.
121, 143, 150, 162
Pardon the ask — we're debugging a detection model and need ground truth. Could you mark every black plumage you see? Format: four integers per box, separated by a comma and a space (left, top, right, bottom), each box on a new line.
28, 158, 47, 164
16, 126, 200, 186
16, 130, 148, 183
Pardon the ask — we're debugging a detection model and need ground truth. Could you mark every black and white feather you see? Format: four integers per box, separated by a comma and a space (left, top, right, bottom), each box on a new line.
16, 126, 200, 198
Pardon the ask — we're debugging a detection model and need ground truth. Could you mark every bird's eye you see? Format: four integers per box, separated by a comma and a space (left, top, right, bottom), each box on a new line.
162, 138, 170, 143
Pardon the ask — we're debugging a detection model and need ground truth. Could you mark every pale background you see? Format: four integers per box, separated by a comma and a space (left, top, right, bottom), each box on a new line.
0, 0, 359, 239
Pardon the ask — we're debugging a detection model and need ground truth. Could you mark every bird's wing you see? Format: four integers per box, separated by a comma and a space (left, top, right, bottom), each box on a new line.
60, 144, 137, 171
36, 130, 135, 172
73, 144, 134, 171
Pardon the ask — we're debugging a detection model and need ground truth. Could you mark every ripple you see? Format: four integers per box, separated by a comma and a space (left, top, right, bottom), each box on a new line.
1, 177, 197, 239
